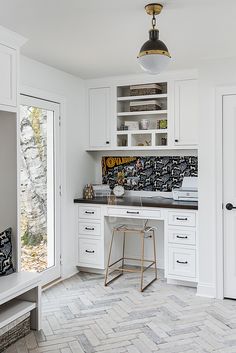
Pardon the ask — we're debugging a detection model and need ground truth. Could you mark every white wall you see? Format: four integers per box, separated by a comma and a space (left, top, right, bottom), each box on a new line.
20, 56, 93, 279
198, 57, 236, 297
0, 112, 17, 264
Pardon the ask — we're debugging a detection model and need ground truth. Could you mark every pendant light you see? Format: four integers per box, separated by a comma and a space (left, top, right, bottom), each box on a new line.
137, 3, 171, 74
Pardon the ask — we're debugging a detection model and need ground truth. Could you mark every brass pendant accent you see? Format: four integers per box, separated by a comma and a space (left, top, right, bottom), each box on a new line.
145, 3, 163, 16
138, 49, 171, 58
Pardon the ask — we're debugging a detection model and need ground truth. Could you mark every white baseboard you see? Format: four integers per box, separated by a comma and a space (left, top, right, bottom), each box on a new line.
167, 278, 197, 288
197, 282, 216, 298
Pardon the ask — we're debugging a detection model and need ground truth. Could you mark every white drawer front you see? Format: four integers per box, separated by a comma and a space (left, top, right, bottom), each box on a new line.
79, 206, 101, 220
168, 228, 196, 245
78, 238, 103, 266
79, 222, 101, 236
168, 246, 196, 278
107, 207, 161, 219
168, 211, 196, 227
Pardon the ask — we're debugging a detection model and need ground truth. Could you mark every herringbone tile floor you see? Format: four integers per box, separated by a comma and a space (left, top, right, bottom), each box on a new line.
6, 270, 236, 353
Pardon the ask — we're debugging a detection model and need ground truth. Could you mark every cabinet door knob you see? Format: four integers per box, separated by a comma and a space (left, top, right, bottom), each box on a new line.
106, 141, 110, 144
175, 139, 179, 143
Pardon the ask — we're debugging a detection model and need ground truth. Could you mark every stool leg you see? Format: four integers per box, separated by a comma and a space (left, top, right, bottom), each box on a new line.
140, 231, 145, 292
153, 229, 157, 280
122, 231, 126, 270
104, 229, 115, 286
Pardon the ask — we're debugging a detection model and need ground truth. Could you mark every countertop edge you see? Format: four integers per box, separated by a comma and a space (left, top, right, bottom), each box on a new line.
73, 198, 198, 210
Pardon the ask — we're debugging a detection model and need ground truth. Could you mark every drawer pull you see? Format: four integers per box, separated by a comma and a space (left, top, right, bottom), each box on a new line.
85, 211, 95, 215
127, 211, 139, 215
176, 260, 188, 264
176, 235, 188, 239
176, 217, 188, 221
85, 227, 95, 231
85, 250, 95, 253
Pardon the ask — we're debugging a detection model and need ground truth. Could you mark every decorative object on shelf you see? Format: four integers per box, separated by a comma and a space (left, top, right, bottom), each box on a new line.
0, 227, 15, 276
130, 100, 161, 112
161, 137, 167, 145
137, 3, 171, 74
124, 121, 139, 130
130, 83, 162, 96
83, 184, 94, 199
92, 184, 111, 198
140, 119, 150, 130
102, 156, 198, 192
159, 119, 168, 129
113, 185, 125, 198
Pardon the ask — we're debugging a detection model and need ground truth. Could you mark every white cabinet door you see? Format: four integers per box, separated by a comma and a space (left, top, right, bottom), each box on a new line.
89, 87, 111, 148
174, 79, 198, 146
0, 44, 17, 107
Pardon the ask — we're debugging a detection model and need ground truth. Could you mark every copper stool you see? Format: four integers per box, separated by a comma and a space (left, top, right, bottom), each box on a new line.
104, 223, 157, 291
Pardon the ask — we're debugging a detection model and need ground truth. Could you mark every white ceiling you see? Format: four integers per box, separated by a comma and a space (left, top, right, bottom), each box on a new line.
0, 0, 235, 79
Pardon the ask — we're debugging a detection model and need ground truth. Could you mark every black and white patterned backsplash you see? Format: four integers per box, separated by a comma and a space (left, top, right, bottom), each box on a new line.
102, 156, 198, 192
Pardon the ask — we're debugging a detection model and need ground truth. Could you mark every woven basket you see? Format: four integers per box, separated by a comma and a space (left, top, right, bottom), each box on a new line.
130, 104, 161, 112
0, 315, 31, 352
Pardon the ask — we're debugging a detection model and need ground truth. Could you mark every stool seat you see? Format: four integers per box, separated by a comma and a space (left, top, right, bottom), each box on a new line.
104, 222, 157, 292
114, 224, 157, 233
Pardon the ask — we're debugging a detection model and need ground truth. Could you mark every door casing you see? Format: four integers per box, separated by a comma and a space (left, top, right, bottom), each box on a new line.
215, 86, 236, 299
18, 86, 65, 286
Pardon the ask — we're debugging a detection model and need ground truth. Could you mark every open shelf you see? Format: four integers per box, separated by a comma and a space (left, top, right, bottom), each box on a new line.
117, 93, 167, 102
0, 299, 36, 329
116, 82, 168, 149
117, 110, 167, 117
117, 129, 168, 134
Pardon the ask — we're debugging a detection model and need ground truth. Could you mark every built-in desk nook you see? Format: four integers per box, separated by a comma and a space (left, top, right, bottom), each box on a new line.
74, 196, 198, 286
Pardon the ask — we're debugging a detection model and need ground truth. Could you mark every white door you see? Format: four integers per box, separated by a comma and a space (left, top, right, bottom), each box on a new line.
19, 95, 61, 286
174, 79, 198, 146
223, 94, 236, 299
89, 87, 111, 148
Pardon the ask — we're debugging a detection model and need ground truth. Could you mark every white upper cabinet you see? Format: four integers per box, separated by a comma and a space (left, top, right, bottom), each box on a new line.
173, 79, 198, 146
89, 87, 111, 148
0, 44, 17, 107
86, 72, 198, 151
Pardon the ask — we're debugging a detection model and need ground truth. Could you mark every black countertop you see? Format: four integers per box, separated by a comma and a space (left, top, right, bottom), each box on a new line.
74, 196, 198, 210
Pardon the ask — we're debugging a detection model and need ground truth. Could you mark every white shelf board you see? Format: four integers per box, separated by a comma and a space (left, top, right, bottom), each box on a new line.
116, 129, 168, 135
86, 145, 198, 152
117, 94, 167, 102
117, 110, 168, 117
0, 299, 36, 329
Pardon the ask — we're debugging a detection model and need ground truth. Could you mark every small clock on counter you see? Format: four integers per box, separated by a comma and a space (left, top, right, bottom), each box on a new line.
113, 185, 125, 198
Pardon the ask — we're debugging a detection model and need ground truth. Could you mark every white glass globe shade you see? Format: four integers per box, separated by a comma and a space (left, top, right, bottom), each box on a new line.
138, 54, 171, 74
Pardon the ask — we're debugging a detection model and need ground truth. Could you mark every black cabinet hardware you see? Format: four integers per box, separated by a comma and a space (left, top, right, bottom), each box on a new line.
85, 211, 95, 214
85, 227, 95, 231
176, 217, 188, 221
176, 235, 188, 239
106, 141, 110, 144
226, 203, 236, 210
127, 211, 139, 214
175, 139, 179, 142
85, 250, 95, 253
176, 260, 188, 264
